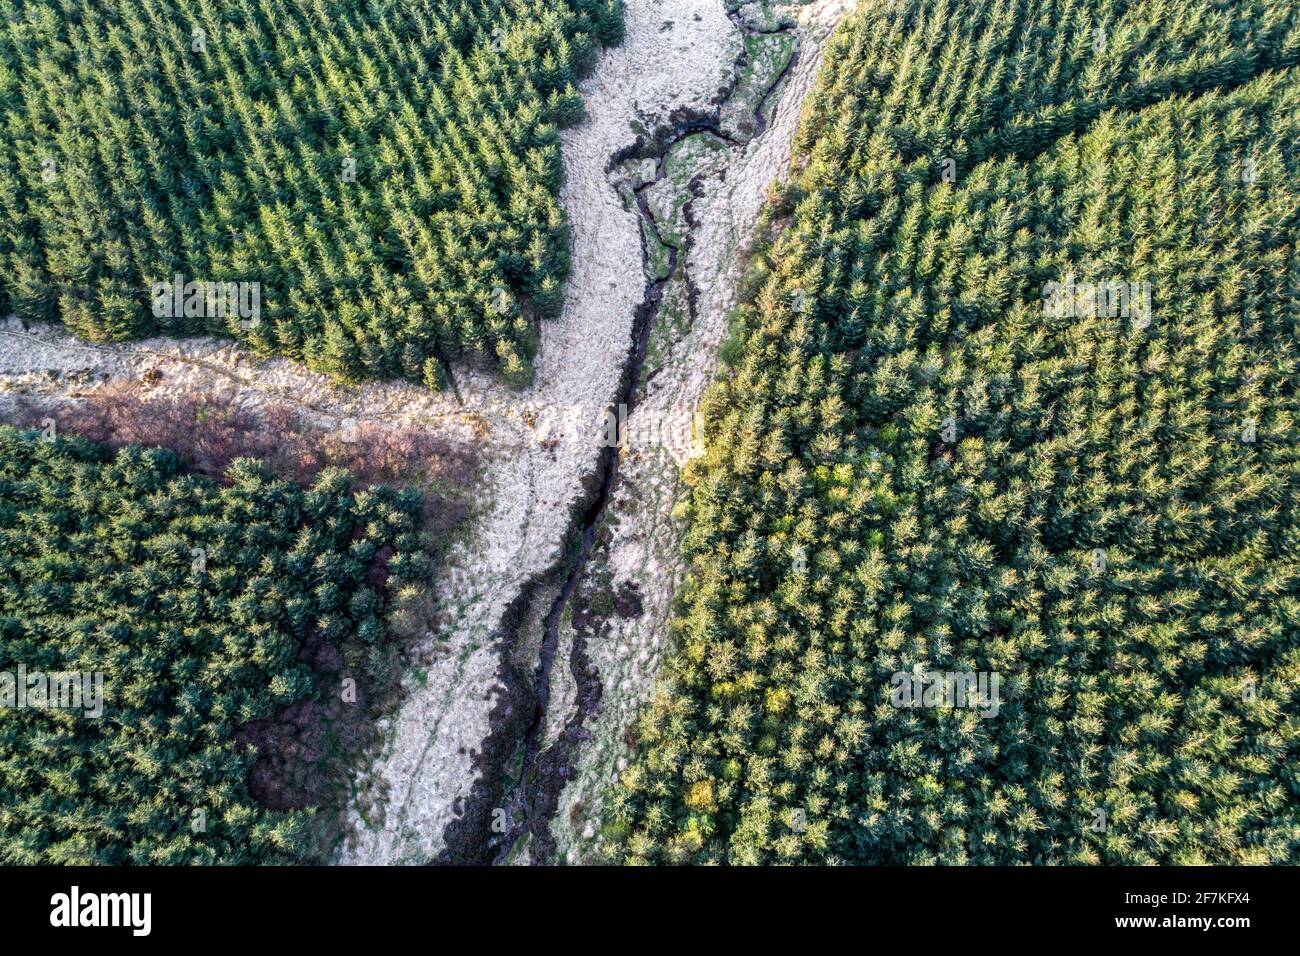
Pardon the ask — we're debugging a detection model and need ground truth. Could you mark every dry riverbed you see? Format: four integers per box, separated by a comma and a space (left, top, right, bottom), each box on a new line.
536, 0, 853, 865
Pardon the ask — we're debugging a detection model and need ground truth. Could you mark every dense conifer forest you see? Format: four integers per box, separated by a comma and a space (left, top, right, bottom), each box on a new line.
2, 0, 1297, 872
610, 0, 1300, 864
0, 426, 431, 862
0, 0, 622, 385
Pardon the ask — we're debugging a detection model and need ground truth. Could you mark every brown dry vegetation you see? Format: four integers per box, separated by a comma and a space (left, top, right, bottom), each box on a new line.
9, 383, 478, 537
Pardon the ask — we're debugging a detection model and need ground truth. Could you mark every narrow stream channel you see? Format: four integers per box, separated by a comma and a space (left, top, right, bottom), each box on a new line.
486, 7, 803, 865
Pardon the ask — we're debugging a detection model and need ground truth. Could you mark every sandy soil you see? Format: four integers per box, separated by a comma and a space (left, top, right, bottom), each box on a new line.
0, 319, 482, 441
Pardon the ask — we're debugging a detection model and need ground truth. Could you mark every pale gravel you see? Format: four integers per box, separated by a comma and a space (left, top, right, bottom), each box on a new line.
339, 0, 747, 864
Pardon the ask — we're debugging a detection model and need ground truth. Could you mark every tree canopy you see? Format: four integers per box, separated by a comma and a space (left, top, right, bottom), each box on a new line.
610, 0, 1300, 865
0, 426, 430, 863
0, 0, 623, 386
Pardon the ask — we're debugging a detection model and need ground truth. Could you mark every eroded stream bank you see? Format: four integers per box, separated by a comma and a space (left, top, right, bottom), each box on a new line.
544, 0, 852, 865
459, 0, 853, 866
333, 0, 851, 865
